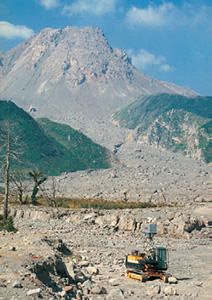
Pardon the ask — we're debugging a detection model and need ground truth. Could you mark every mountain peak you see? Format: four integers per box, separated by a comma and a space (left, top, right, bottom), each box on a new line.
0, 26, 197, 129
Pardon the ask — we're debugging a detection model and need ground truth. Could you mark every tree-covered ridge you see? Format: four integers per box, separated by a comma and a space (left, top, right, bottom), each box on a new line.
113, 94, 212, 129
0, 100, 114, 175
113, 94, 212, 162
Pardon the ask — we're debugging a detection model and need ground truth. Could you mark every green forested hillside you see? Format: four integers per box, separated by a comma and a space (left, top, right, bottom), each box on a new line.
113, 94, 212, 162
37, 118, 114, 170
0, 100, 114, 175
113, 94, 212, 129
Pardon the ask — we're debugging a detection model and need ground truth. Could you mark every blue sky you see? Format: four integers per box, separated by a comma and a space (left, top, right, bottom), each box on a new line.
0, 0, 211, 95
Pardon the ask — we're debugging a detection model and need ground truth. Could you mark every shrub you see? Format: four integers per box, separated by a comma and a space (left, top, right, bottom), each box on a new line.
0, 215, 17, 232
0, 187, 5, 195
56, 198, 160, 210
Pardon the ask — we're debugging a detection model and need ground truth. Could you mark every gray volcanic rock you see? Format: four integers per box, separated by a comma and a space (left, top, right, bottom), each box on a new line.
0, 26, 196, 134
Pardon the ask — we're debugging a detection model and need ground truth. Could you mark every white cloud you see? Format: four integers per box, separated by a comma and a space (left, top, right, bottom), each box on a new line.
40, 0, 60, 9
63, 0, 117, 16
126, 3, 176, 27
129, 49, 172, 72
159, 64, 172, 72
0, 21, 34, 40
125, 2, 212, 28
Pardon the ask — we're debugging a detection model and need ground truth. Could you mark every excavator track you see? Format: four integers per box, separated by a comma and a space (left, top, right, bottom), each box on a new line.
127, 270, 172, 283
127, 271, 148, 282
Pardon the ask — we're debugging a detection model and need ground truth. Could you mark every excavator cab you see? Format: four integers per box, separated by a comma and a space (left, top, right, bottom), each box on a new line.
152, 247, 168, 270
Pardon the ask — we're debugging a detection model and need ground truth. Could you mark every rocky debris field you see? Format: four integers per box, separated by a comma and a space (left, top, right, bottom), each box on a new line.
1, 141, 211, 300
53, 142, 210, 205
0, 205, 211, 300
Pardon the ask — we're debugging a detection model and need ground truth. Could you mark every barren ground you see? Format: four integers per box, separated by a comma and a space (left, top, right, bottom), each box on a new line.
0, 203, 211, 300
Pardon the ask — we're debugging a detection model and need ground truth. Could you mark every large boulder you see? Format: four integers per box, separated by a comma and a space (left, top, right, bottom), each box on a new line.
108, 288, 125, 299
117, 216, 137, 231
145, 285, 161, 296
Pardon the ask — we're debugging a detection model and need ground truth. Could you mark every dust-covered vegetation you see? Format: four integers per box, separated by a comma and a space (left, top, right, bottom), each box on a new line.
113, 94, 212, 162
113, 94, 212, 129
55, 197, 161, 209
0, 186, 172, 210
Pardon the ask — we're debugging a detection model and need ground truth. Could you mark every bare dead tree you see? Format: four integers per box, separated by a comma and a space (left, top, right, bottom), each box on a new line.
160, 188, 167, 202
10, 171, 30, 204
41, 177, 66, 207
0, 120, 24, 223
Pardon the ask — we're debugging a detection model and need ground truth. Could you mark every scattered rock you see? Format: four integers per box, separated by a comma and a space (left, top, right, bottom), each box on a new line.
0, 280, 7, 288
12, 281, 23, 288
109, 278, 120, 286
83, 213, 96, 221
164, 286, 178, 296
82, 279, 93, 291
76, 289, 83, 299
168, 276, 178, 284
167, 212, 175, 221
90, 285, 107, 294
146, 284, 161, 296
27, 288, 41, 296
79, 260, 89, 267
9, 246, 16, 251
58, 290, 66, 297
108, 288, 125, 299
86, 266, 99, 275
64, 261, 76, 279
64, 285, 74, 293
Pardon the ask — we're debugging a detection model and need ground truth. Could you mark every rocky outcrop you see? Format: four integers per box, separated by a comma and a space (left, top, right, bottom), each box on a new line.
2, 206, 209, 239
0, 231, 108, 299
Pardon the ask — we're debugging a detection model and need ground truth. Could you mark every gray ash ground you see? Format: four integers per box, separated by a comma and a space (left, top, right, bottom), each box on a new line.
0, 205, 211, 300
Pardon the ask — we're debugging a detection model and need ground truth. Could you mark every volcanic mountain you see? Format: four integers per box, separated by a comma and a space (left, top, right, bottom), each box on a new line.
1, 26, 202, 152
0, 26, 196, 118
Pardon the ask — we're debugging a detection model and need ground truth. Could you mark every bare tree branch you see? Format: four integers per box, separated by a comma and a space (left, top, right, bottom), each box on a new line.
41, 177, 66, 207
10, 171, 30, 204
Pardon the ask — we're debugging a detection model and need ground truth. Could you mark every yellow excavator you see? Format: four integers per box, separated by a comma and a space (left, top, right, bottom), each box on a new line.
125, 224, 171, 282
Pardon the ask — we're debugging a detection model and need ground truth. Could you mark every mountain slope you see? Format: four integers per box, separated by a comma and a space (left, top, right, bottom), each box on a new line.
0, 26, 196, 127
0, 100, 115, 175
37, 118, 116, 170
113, 94, 212, 162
